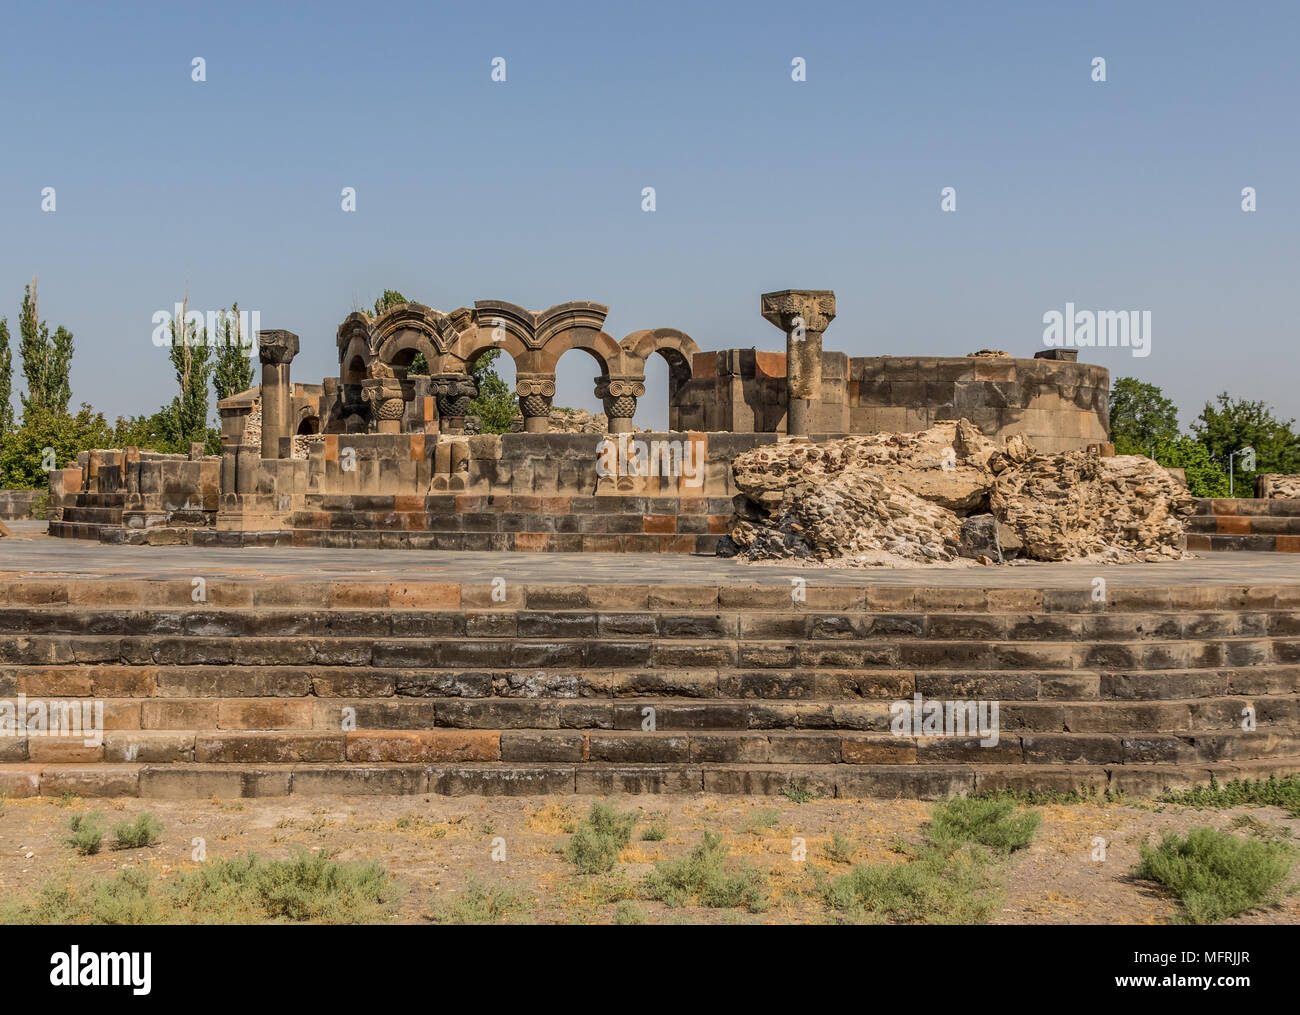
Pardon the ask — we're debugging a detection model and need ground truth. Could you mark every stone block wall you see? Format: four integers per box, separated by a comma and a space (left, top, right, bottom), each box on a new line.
674, 349, 848, 434
671, 350, 1109, 452
0, 489, 46, 520
48, 448, 220, 540
847, 356, 1110, 453
215, 430, 785, 552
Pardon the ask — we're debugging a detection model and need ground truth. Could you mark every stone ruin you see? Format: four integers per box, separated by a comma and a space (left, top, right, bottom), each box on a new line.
725, 420, 1195, 566
43, 287, 1175, 561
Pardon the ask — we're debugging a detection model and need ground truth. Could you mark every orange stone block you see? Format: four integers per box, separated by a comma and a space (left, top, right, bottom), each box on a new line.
329, 583, 390, 608
1276, 535, 1300, 553
755, 351, 786, 378
643, 514, 676, 534
425, 730, 501, 762
387, 582, 461, 609
842, 737, 917, 765
27, 739, 105, 764
707, 514, 732, 534
1216, 516, 1252, 534
346, 730, 432, 763
343, 730, 501, 763
513, 532, 549, 552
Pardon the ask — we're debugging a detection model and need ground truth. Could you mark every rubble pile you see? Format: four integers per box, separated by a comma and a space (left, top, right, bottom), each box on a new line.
724, 419, 1195, 566
1257, 474, 1300, 499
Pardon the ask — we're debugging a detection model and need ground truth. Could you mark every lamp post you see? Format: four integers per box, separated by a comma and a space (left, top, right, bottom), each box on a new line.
1228, 446, 1256, 498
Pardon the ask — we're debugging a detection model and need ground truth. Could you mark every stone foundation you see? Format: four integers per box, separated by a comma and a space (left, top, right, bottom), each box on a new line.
1, 576, 1297, 798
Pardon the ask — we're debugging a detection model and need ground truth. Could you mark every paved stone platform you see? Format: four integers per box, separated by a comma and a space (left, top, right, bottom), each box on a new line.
3, 524, 1299, 588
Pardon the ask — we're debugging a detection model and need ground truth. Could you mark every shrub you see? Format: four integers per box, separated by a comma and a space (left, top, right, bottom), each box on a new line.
1160, 775, 1300, 818
640, 832, 769, 913
823, 845, 1004, 924
430, 878, 527, 925
1134, 827, 1295, 924
926, 796, 1041, 855
3, 851, 396, 924
824, 832, 856, 865
565, 802, 637, 875
66, 813, 105, 856
112, 813, 163, 850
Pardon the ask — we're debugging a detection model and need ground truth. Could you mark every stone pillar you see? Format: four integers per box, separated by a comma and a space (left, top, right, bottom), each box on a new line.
258, 329, 299, 459
516, 375, 556, 433
429, 373, 478, 434
596, 375, 645, 433
760, 290, 836, 437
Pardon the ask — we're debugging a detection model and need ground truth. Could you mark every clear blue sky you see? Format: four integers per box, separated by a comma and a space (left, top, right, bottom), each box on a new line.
2, 0, 1297, 431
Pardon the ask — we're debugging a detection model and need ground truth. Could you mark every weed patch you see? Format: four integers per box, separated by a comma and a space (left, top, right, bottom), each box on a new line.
1134, 826, 1295, 924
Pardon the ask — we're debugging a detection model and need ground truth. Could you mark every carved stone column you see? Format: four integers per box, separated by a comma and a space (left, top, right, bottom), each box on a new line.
258, 329, 299, 459
361, 364, 408, 434
760, 290, 836, 437
516, 375, 556, 433
596, 375, 645, 434
429, 372, 479, 434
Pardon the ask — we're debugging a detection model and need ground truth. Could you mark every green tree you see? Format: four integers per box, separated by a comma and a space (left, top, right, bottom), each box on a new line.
0, 316, 12, 435
111, 408, 180, 453
1153, 436, 1229, 498
372, 290, 408, 317
16, 280, 74, 417
1109, 377, 1180, 455
212, 303, 255, 402
0, 404, 113, 489
469, 349, 519, 433
166, 315, 213, 449
1193, 393, 1300, 496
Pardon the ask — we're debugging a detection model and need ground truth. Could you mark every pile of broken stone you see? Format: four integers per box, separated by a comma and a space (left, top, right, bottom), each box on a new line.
722, 419, 1195, 566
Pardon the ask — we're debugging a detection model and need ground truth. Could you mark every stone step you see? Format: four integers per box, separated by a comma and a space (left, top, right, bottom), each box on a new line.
6, 755, 1300, 799
1195, 497, 1300, 517
5, 634, 1299, 669
5, 579, 1298, 613
10, 727, 1300, 766
61, 505, 123, 525
47, 693, 1291, 732
45, 521, 106, 541
286, 527, 725, 555
1187, 532, 1300, 552
8, 665, 1300, 702
2, 607, 1296, 641
1188, 514, 1300, 535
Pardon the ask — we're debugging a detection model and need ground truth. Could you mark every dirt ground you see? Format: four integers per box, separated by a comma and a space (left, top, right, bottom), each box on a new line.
1, 792, 1297, 924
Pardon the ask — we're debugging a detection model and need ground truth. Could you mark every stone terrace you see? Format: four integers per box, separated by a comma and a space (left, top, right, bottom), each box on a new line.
1, 534, 1299, 800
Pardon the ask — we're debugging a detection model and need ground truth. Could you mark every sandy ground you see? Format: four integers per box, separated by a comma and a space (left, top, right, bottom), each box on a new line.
1, 793, 1297, 924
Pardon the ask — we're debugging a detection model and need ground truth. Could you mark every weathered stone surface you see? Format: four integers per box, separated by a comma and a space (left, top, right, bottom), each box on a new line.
728, 420, 1191, 565
992, 452, 1195, 562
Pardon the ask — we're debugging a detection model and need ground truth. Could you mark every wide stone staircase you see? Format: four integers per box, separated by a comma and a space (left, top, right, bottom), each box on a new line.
2, 578, 1299, 799
1188, 498, 1300, 552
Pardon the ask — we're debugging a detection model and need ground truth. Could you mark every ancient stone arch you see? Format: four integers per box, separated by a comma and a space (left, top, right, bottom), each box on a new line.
295, 405, 320, 435
332, 299, 682, 433
620, 328, 699, 430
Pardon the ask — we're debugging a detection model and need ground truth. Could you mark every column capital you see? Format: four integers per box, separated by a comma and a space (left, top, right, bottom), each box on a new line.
258, 329, 300, 365
760, 290, 836, 334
